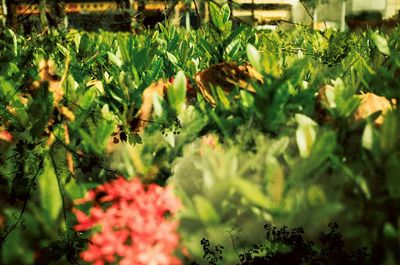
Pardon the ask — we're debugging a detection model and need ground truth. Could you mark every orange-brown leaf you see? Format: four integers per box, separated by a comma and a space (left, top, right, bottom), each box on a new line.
195, 62, 263, 106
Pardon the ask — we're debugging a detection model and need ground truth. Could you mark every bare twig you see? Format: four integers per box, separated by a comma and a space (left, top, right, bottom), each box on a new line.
300, 1, 314, 21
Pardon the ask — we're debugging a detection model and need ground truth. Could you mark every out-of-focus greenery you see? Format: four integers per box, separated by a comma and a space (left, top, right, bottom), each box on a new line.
0, 2, 400, 264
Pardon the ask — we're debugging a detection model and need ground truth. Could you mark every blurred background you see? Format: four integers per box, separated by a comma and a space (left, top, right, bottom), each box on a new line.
1, 0, 400, 33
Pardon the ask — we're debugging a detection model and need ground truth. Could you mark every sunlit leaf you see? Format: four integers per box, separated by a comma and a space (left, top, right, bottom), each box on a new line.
193, 195, 220, 223
246, 44, 261, 72
38, 158, 62, 223
371, 33, 390, 56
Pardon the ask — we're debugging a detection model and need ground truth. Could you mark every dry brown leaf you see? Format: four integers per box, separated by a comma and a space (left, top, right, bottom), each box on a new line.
195, 62, 263, 106
38, 59, 64, 105
355, 93, 394, 126
317, 85, 394, 126
38, 58, 70, 106
58, 106, 75, 121
135, 79, 167, 131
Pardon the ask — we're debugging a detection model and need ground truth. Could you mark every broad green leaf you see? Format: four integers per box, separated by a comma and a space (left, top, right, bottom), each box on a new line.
371, 33, 391, 56
7, 29, 18, 56
295, 114, 317, 158
78, 86, 97, 110
164, 131, 176, 148
56, 43, 69, 57
168, 70, 187, 113
221, 3, 231, 24
97, 105, 117, 148
79, 129, 99, 154
354, 175, 371, 199
383, 223, 398, 238
226, 39, 241, 59
380, 110, 397, 153
233, 177, 271, 209
147, 58, 163, 82
209, 1, 223, 30
216, 86, 231, 110
193, 195, 220, 223
246, 44, 261, 72
152, 94, 164, 117
38, 158, 62, 223
107, 51, 123, 67
74, 33, 81, 53
65, 180, 86, 200
166, 51, 179, 65
133, 48, 149, 70
199, 38, 215, 57
265, 156, 284, 205
307, 185, 326, 205
362, 123, 375, 151
240, 90, 254, 108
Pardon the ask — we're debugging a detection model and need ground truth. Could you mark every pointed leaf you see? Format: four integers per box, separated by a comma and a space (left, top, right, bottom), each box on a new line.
168, 70, 187, 113
38, 158, 62, 223
193, 195, 220, 223
371, 33, 390, 56
246, 44, 261, 72
233, 177, 271, 209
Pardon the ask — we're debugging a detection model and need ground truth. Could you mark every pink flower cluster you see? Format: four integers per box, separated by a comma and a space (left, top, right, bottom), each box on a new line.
73, 177, 182, 265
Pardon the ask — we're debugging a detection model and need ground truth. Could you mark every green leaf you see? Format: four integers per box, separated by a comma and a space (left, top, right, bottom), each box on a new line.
307, 185, 326, 205
354, 175, 371, 200
74, 33, 81, 53
383, 223, 398, 238
107, 51, 123, 67
240, 90, 254, 108
221, 3, 231, 24
216, 86, 231, 110
295, 114, 317, 158
78, 86, 97, 110
147, 58, 163, 82
79, 129, 99, 154
7, 29, 18, 56
209, 1, 223, 30
97, 105, 117, 148
168, 70, 187, 113
380, 110, 397, 153
56, 43, 69, 57
166, 51, 179, 65
199, 38, 215, 57
371, 33, 391, 56
246, 44, 261, 72
209, 2, 230, 31
38, 158, 62, 223
152, 94, 164, 117
193, 195, 220, 223
265, 156, 285, 205
65, 180, 86, 200
233, 177, 271, 209
362, 123, 375, 151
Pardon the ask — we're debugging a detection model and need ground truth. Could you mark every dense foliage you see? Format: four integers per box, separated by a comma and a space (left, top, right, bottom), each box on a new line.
1, 3, 400, 264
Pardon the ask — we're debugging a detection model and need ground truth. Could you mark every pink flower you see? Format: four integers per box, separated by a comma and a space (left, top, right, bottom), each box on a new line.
73, 176, 182, 265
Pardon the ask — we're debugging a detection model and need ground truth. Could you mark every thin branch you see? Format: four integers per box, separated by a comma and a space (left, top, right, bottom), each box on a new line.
229, 227, 241, 258
300, 1, 314, 21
